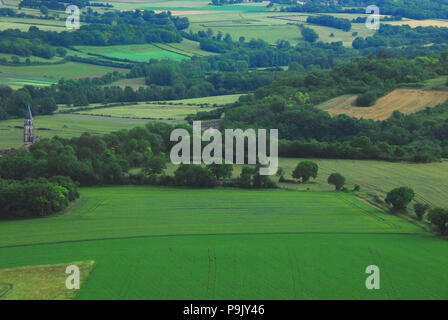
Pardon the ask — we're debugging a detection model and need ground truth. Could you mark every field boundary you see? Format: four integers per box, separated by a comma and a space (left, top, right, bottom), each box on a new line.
0, 231, 424, 250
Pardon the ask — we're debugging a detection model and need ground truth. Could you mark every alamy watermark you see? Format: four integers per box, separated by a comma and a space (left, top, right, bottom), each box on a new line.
170, 121, 278, 175
365, 265, 380, 290
66, 5, 80, 30
366, 5, 381, 30
65, 264, 80, 289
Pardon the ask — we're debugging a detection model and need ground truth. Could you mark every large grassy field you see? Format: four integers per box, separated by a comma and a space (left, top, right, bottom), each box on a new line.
0, 62, 129, 89
0, 186, 447, 299
0, 114, 149, 149
274, 157, 448, 208
75, 44, 191, 62
185, 10, 375, 46
76, 102, 217, 120
0, 17, 67, 32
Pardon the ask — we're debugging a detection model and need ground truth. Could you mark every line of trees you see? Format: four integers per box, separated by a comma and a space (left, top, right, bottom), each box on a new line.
19, 0, 89, 10
306, 15, 351, 32
0, 176, 79, 219
281, 0, 448, 20
386, 186, 448, 235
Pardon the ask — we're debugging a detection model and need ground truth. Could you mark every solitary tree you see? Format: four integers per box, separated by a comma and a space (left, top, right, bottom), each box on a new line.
385, 186, 415, 211
292, 160, 318, 183
327, 173, 345, 190
427, 207, 448, 235
413, 202, 430, 221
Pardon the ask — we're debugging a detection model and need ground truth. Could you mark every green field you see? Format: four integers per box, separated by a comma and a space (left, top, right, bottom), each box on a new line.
157, 93, 242, 105
0, 114, 149, 149
75, 44, 190, 62
0, 62, 129, 89
0, 17, 67, 32
77, 102, 216, 119
73, 94, 241, 119
0, 186, 447, 299
274, 158, 448, 208
186, 11, 375, 46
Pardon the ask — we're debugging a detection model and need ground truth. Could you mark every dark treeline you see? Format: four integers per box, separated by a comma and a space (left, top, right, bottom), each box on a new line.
215, 55, 448, 162
281, 0, 448, 20
0, 10, 185, 54
19, 0, 88, 10
80, 9, 189, 31
210, 0, 244, 5
306, 15, 352, 32
0, 176, 79, 219
353, 25, 448, 51
0, 37, 60, 59
0, 123, 177, 186
0, 24, 182, 47
351, 16, 402, 23
0, 122, 276, 198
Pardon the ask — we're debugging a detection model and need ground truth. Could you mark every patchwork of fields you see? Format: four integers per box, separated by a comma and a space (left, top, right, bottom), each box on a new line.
0, 187, 446, 299
0, 94, 240, 149
1, 0, 448, 301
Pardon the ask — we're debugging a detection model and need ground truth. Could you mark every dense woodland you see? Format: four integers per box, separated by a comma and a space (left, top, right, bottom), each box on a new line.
212, 55, 448, 162
306, 15, 352, 32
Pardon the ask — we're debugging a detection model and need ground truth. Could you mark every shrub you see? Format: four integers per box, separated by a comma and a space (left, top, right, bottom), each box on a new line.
174, 164, 217, 188
328, 173, 345, 190
292, 160, 318, 183
413, 202, 429, 220
385, 186, 415, 211
355, 91, 377, 107
427, 207, 448, 235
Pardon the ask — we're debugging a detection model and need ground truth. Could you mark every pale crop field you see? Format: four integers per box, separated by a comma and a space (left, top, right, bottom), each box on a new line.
76, 102, 217, 120
385, 19, 448, 28
316, 89, 448, 120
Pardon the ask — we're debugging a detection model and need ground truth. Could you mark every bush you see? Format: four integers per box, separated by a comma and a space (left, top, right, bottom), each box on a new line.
49, 176, 79, 201
385, 186, 415, 211
174, 164, 217, 188
292, 160, 318, 183
413, 202, 429, 220
355, 91, 377, 107
328, 173, 345, 190
0, 178, 73, 219
353, 184, 360, 191
427, 207, 448, 235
